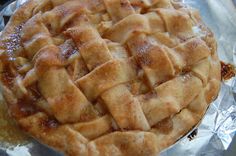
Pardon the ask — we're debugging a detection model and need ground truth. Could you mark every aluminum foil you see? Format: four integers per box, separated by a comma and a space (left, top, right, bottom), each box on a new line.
0, 0, 236, 156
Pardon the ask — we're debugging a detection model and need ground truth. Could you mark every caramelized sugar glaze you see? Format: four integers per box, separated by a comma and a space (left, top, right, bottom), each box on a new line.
221, 61, 235, 80
0, 0, 222, 155
0, 18, 58, 145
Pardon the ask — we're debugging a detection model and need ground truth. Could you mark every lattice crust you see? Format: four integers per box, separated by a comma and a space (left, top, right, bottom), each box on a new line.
0, 0, 221, 155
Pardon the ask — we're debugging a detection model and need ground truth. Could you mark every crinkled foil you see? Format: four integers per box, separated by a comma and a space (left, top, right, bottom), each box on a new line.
0, 0, 236, 156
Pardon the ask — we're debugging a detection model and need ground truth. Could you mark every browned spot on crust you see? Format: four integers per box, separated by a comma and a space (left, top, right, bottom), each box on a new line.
221, 61, 235, 80
10, 96, 38, 119
1, 69, 15, 88
9, 85, 41, 119
42, 118, 59, 130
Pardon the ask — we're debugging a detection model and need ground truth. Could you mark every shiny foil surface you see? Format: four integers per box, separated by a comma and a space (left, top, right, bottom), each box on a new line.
0, 0, 236, 156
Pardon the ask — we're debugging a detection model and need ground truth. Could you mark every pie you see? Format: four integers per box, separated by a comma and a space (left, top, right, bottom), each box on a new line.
0, 0, 221, 155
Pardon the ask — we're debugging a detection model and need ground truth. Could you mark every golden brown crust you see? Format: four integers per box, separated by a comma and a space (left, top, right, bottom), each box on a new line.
1, 0, 41, 38
0, 0, 221, 156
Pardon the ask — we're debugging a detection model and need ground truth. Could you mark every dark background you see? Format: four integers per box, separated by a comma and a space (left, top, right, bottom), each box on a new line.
0, 0, 13, 17
0, 0, 9, 4
0, 0, 235, 156
0, 0, 11, 9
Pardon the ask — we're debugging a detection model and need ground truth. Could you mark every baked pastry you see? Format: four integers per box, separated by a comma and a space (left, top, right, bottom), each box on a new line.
0, 0, 221, 155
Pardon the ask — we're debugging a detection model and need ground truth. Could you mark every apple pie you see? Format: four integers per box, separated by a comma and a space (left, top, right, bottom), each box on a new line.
0, 0, 221, 155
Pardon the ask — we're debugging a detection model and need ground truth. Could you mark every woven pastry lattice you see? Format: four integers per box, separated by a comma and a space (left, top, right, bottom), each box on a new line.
0, 0, 221, 155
